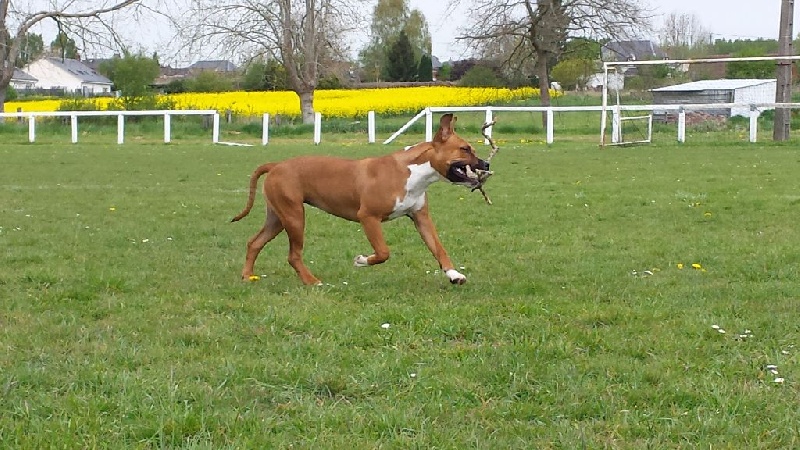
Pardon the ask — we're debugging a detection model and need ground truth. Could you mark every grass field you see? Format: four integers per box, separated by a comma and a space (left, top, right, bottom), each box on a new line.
1, 128, 800, 448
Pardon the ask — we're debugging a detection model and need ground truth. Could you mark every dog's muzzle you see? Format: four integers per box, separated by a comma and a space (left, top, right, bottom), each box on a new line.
446, 158, 491, 187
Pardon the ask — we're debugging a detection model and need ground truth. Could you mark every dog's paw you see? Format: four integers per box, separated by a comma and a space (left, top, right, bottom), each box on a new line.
354, 255, 370, 267
445, 269, 467, 285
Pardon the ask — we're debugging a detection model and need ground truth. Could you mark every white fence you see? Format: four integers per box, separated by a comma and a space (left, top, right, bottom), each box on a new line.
0, 109, 381, 146
385, 104, 800, 146
0, 109, 220, 144
2, 103, 798, 146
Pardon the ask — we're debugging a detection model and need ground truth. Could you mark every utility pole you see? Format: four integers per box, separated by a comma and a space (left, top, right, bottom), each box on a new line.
773, 0, 794, 141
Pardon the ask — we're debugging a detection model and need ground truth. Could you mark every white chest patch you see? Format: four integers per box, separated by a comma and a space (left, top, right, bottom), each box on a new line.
388, 162, 443, 219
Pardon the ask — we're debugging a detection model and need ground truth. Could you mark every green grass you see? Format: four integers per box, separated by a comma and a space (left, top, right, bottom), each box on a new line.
2, 132, 800, 448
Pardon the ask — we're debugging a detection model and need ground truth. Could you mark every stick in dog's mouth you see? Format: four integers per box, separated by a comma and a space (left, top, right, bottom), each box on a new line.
471, 120, 499, 205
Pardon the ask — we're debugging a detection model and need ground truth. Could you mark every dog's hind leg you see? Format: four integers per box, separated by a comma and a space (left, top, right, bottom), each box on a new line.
278, 205, 322, 286
242, 208, 284, 280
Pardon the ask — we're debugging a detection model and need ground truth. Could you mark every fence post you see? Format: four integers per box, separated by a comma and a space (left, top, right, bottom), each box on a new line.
71, 115, 78, 144
262, 113, 269, 145
28, 116, 35, 143
611, 106, 621, 144
314, 112, 322, 145
677, 108, 686, 143
425, 109, 433, 142
546, 108, 554, 144
164, 113, 171, 143
117, 114, 125, 144
749, 105, 759, 143
212, 113, 220, 143
368, 111, 376, 144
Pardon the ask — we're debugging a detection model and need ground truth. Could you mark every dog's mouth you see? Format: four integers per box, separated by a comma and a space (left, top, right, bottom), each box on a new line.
446, 162, 493, 188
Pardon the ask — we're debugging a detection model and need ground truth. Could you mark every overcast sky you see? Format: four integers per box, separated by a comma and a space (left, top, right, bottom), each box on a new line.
25, 0, 799, 65
412, 0, 796, 61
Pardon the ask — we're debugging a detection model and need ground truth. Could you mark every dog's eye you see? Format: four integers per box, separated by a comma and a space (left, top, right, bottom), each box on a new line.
460, 146, 472, 154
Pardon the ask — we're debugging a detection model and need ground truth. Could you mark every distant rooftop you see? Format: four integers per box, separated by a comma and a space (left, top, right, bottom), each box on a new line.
651, 79, 776, 92
43, 57, 112, 84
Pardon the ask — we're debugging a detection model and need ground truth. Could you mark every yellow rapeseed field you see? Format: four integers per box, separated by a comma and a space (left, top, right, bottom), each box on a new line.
5, 86, 558, 118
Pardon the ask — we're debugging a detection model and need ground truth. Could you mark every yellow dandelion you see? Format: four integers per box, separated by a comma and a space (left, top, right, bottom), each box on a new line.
692, 263, 702, 270
677, 263, 684, 269
704, 212, 712, 217
248, 275, 260, 282
109, 207, 116, 211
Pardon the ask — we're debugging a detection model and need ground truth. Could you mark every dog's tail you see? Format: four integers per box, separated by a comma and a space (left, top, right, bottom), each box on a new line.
231, 163, 275, 222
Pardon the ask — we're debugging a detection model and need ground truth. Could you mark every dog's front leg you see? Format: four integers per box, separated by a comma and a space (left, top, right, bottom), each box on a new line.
354, 215, 391, 267
409, 207, 466, 285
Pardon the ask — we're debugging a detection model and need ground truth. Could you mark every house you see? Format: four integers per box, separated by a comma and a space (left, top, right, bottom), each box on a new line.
650, 79, 777, 119
587, 72, 625, 91
601, 40, 668, 76
602, 40, 667, 62
189, 60, 238, 73
82, 58, 113, 72
23, 57, 113, 95
10, 69, 38, 90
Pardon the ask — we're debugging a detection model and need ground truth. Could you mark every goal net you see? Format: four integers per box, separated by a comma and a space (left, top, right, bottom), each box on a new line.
610, 110, 653, 145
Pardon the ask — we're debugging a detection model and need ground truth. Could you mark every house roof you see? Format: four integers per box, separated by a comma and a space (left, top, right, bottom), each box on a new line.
190, 60, 238, 71
651, 79, 776, 92
11, 68, 37, 82
42, 57, 112, 84
82, 58, 113, 72
602, 40, 667, 62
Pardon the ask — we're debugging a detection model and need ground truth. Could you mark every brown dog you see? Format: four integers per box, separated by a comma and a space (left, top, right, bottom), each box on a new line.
231, 114, 489, 285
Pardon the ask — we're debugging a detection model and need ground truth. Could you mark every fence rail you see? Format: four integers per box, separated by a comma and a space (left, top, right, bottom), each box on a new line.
3, 102, 799, 146
0, 110, 219, 144
385, 103, 800, 146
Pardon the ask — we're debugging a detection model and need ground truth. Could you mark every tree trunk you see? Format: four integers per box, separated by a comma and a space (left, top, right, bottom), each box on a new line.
536, 52, 552, 130
0, 88, 6, 114
298, 89, 315, 124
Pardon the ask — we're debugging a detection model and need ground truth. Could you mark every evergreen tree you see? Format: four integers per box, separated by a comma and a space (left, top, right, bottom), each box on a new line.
387, 31, 417, 82
359, 0, 431, 81
417, 54, 433, 81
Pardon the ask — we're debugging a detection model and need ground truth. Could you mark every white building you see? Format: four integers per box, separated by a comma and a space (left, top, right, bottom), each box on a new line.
587, 72, 625, 91
23, 57, 113, 95
651, 79, 777, 118
10, 69, 37, 90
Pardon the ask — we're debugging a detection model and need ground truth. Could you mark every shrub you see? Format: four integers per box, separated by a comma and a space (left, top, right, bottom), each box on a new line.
5, 85, 18, 102
459, 66, 503, 87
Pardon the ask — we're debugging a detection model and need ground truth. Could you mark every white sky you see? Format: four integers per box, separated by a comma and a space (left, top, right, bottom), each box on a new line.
412, 0, 796, 61
25, 0, 799, 65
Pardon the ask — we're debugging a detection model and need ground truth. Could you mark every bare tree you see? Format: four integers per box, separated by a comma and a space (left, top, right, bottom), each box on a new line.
0, 0, 145, 110
659, 11, 711, 53
447, 0, 650, 127
179, 0, 364, 124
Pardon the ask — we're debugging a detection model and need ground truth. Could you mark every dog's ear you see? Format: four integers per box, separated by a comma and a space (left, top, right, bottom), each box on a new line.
434, 114, 456, 142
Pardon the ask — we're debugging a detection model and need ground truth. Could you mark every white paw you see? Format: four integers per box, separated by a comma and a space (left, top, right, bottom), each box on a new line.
445, 269, 467, 285
354, 255, 369, 267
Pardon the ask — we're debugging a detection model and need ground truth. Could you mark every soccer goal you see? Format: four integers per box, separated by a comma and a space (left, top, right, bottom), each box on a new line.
599, 55, 800, 146
609, 109, 653, 146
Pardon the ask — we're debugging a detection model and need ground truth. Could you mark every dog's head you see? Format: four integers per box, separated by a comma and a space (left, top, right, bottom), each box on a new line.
430, 114, 490, 188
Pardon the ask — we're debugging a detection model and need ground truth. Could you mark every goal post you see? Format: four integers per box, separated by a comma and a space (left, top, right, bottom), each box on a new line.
599, 55, 800, 146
